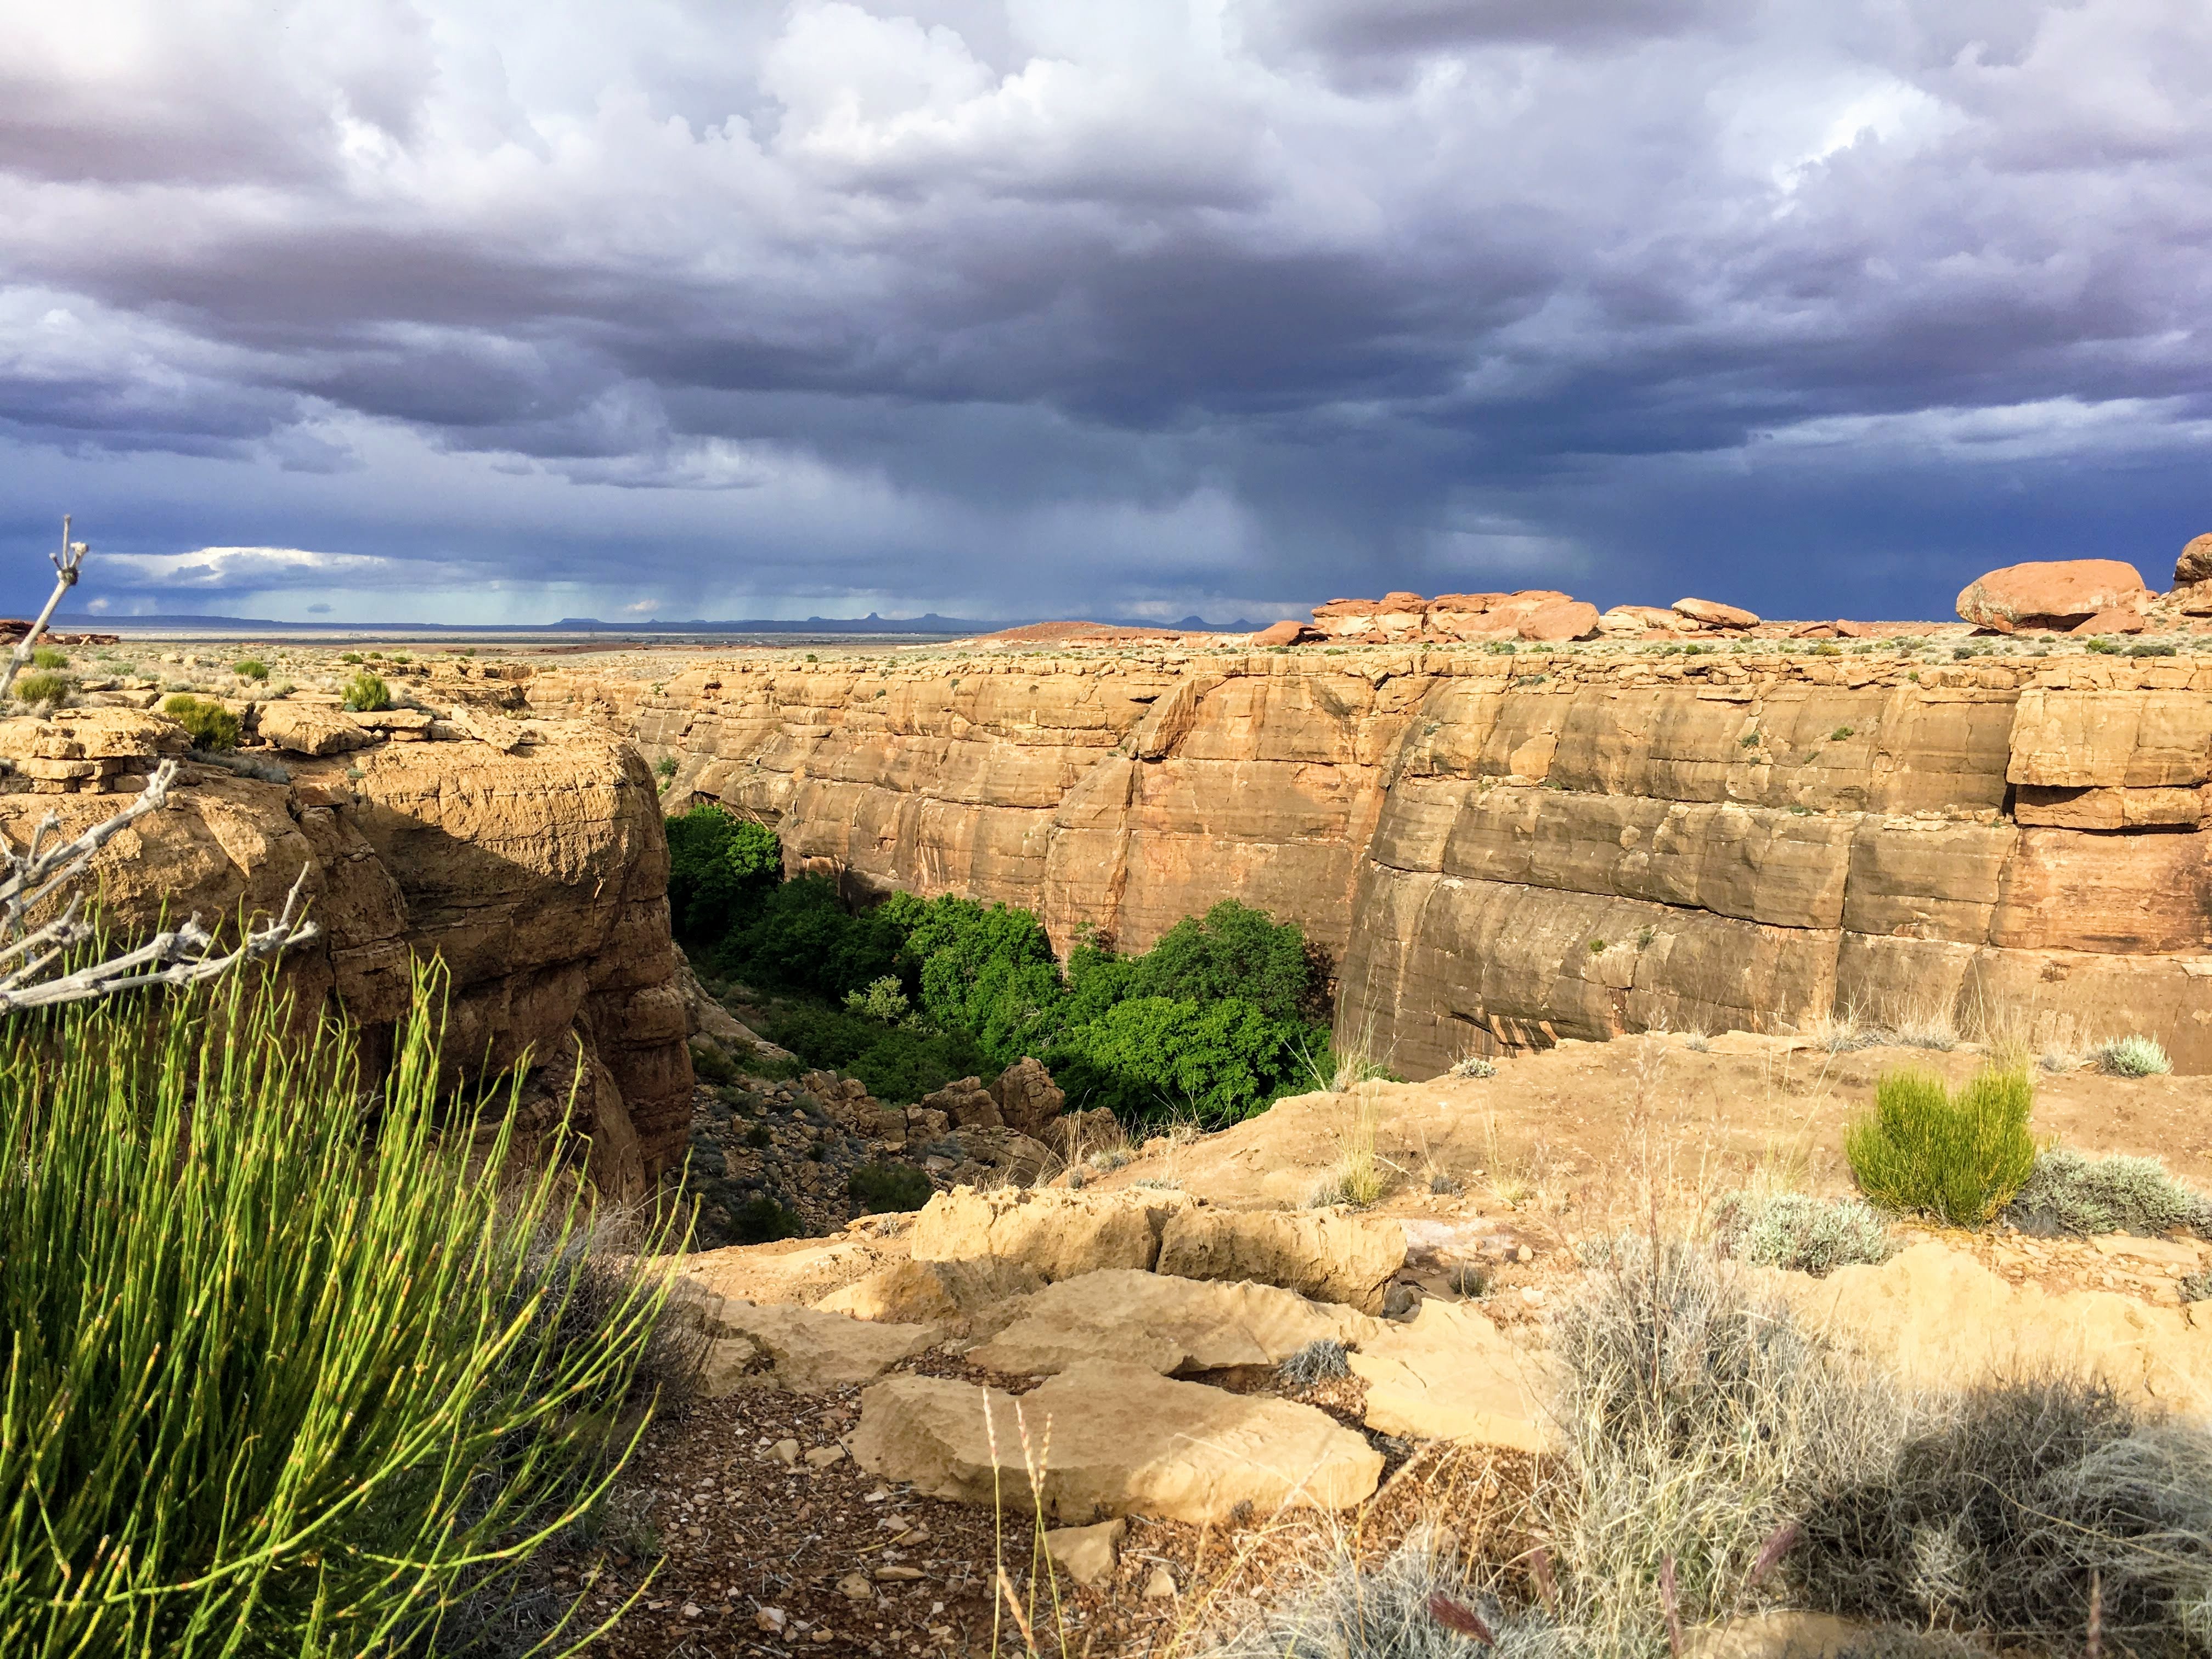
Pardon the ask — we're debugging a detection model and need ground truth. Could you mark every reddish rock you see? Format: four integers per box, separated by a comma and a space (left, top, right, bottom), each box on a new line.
2176, 583, 2212, 617
1673, 597, 1760, 628
1516, 598, 1600, 642
1427, 593, 1510, 613
1789, 622, 1838, 639
2072, 608, 2147, 636
1955, 559, 2148, 633
2177, 533, 2212, 586
1835, 619, 1879, 638
1250, 620, 1314, 647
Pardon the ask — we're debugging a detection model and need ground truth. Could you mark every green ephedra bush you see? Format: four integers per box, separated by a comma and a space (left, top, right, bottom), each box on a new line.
160, 692, 241, 751
341, 669, 393, 712
1847, 1064, 2038, 1225
0, 962, 682, 1656
13, 670, 71, 706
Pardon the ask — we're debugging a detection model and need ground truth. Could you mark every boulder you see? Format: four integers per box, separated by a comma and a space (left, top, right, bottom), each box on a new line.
257, 701, 371, 757
1044, 1519, 1125, 1589
687, 1296, 939, 1395
1516, 599, 1601, 643
1595, 607, 1650, 636
1043, 1105, 1125, 1161
2072, 607, 2147, 636
1955, 559, 2149, 633
851, 1361, 1384, 1523
1672, 598, 1760, 628
987, 1057, 1066, 1140
684, 1233, 904, 1308
922, 1076, 1001, 1130
1155, 1207, 1406, 1312
2177, 532, 2212, 587
2175, 583, 2212, 617
1346, 1299, 1559, 1453
815, 1256, 1045, 1335
909, 1186, 1194, 1280
967, 1269, 1383, 1377
1250, 620, 1316, 647
1772, 1242, 2212, 1414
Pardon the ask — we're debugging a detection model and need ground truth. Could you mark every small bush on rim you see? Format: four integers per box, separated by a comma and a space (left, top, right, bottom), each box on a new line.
2097, 1034, 2173, 1077
160, 691, 241, 751
847, 1160, 934, 1214
1846, 1064, 2038, 1225
341, 669, 392, 712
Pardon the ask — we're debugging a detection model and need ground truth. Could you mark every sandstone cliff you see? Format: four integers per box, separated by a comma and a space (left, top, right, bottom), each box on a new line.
0, 713, 690, 1189
529, 645, 2212, 1076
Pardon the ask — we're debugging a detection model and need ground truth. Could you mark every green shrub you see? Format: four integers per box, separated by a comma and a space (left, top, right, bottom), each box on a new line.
341, 670, 392, 712
1129, 899, 1324, 1023
689, 1040, 741, 1086
846, 1161, 934, 1214
1054, 994, 1304, 1126
727, 1196, 802, 1243
2005, 1148, 2212, 1236
232, 656, 269, 680
160, 692, 241, 751
1846, 1065, 2038, 1225
1718, 1190, 1895, 1275
0, 960, 679, 1656
341, 651, 364, 664
30, 644, 67, 670
665, 805, 783, 940
12, 670, 70, 706
654, 754, 678, 785
2097, 1033, 2172, 1077
758, 1001, 987, 1104
844, 974, 913, 1023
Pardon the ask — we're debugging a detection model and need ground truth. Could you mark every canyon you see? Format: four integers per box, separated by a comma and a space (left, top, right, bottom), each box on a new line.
529, 639, 2212, 1077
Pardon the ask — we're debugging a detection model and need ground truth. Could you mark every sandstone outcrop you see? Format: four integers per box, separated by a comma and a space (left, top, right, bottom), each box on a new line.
689, 1296, 939, 1396
0, 710, 689, 1189
1155, 1207, 1407, 1312
966, 1268, 1381, 1377
1346, 1299, 1559, 1452
2177, 533, 2212, 587
909, 1186, 1194, 1279
1955, 559, 2150, 632
851, 1362, 1384, 1523
540, 634, 2212, 1077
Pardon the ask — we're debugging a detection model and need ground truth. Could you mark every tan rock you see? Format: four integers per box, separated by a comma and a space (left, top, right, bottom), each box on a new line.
447, 702, 529, 752
909, 1186, 1194, 1280
257, 701, 371, 757
815, 1256, 1045, 1336
1346, 1299, 1559, 1452
687, 1295, 938, 1395
1595, 607, 1651, 636
686, 1233, 907, 1308
1955, 558, 2148, 631
1774, 1242, 2212, 1415
1516, 599, 1601, 643
2176, 532, 2212, 587
2072, 607, 2147, 636
1044, 1519, 1125, 1588
967, 1268, 1383, 1376
1685, 1612, 1872, 1659
851, 1361, 1384, 1523
2007, 690, 2212, 789
1672, 598, 1760, 628
1250, 620, 1316, 647
2012, 784, 2207, 830
988, 1057, 1066, 1140
922, 1076, 1001, 1130
1155, 1207, 1406, 1312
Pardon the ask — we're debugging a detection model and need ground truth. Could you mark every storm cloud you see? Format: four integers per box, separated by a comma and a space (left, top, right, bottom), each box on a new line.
1, 0, 2206, 622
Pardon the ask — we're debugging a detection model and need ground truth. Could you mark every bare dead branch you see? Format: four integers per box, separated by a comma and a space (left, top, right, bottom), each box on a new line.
0, 516, 88, 702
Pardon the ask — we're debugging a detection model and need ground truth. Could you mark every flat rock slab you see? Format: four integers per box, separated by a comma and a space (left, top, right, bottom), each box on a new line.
909, 1186, 1194, 1280
1776, 1241, 2212, 1417
852, 1360, 1384, 1525
815, 1256, 1046, 1339
684, 1233, 905, 1308
1156, 1206, 1406, 1312
968, 1268, 1384, 1376
1346, 1299, 1559, 1453
692, 1298, 938, 1396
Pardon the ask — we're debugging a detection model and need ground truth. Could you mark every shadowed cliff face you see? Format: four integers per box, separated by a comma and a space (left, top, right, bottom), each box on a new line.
531, 647, 2212, 1077
0, 726, 691, 1193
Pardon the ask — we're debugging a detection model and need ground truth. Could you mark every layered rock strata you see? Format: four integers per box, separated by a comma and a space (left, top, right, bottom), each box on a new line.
0, 713, 690, 1188
533, 645, 2212, 1075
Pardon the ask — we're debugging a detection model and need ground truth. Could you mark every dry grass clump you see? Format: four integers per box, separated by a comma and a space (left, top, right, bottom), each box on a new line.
1846, 1064, 2036, 1226
1278, 1337, 1351, 1387
1793, 1379, 2212, 1656
2006, 1148, 2212, 1237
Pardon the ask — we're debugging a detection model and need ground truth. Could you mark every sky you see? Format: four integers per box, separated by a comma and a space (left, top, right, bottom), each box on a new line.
1, 0, 2207, 625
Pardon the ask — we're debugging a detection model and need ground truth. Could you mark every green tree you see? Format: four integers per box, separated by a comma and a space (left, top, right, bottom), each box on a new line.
1131, 899, 1321, 1022
665, 806, 782, 940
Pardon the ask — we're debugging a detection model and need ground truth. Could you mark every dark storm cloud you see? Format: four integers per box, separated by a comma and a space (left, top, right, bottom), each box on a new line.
0, 0, 2207, 622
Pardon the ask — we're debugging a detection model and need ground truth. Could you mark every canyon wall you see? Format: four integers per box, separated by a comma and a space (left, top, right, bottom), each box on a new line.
0, 714, 691, 1189
531, 647, 2212, 1077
